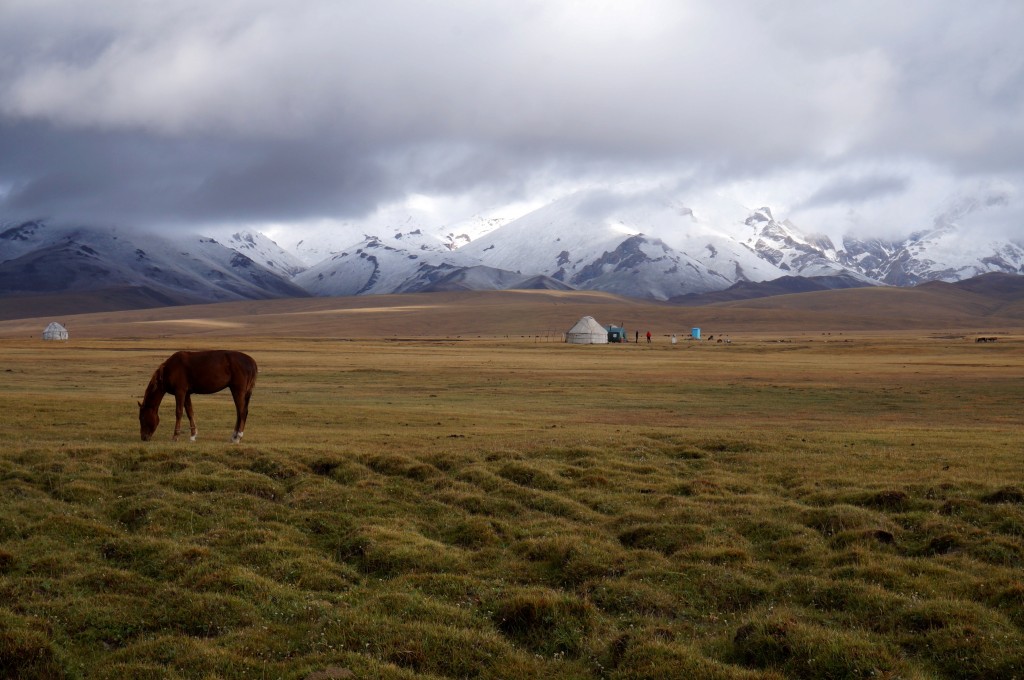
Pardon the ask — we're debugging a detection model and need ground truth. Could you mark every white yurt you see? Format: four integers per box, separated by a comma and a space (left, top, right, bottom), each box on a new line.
565, 316, 608, 344
42, 322, 69, 341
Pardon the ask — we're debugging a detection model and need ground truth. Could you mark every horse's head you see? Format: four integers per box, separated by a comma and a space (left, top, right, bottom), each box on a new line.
139, 401, 159, 441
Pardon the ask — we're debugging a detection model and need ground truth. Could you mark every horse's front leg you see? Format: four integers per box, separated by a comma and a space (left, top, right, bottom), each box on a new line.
172, 393, 185, 441
184, 394, 198, 442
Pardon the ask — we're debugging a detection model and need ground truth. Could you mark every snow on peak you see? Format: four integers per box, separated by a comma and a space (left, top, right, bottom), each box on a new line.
224, 230, 308, 277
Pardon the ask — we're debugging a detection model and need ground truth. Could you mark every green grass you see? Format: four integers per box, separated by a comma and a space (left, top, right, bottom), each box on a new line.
0, 336, 1022, 678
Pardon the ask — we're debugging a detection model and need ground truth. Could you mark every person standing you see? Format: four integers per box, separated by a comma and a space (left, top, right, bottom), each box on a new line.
646, 331, 652, 343
635, 330, 639, 343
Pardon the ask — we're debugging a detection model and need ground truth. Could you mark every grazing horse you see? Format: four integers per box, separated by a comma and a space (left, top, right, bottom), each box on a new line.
139, 350, 257, 443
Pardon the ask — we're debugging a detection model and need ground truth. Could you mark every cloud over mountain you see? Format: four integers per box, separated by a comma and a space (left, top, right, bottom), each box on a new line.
0, 1, 1021, 244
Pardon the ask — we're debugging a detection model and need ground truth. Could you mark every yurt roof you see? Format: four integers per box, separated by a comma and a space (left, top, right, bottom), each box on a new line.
567, 316, 605, 334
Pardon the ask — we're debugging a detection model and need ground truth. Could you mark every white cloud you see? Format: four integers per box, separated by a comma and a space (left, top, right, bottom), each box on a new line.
0, 0, 1022, 241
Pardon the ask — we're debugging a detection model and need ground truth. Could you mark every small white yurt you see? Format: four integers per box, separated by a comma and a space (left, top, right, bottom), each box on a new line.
42, 322, 69, 341
565, 316, 608, 344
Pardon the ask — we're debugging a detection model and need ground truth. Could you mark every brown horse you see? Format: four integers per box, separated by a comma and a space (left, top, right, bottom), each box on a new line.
139, 350, 257, 443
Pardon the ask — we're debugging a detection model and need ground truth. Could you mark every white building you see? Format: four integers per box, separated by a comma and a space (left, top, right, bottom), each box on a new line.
42, 322, 69, 341
565, 316, 608, 344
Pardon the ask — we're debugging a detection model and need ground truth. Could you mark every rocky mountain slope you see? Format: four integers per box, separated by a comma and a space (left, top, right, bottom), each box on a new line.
0, 221, 307, 304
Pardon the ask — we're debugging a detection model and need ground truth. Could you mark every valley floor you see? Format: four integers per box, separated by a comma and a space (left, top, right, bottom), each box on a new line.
0, 335, 1021, 678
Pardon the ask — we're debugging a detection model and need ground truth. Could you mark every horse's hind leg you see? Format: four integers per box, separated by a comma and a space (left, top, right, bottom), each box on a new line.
184, 394, 198, 442
231, 387, 249, 443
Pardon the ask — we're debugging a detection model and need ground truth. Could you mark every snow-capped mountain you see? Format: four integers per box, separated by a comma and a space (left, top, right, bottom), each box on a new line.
745, 207, 855, 278
843, 226, 1024, 287
0, 221, 307, 303
276, 205, 511, 265
292, 227, 568, 296
838, 190, 1024, 285
455, 190, 883, 300
658, 204, 782, 284
456, 188, 1019, 297
438, 214, 511, 250
277, 213, 439, 266
2, 184, 1021, 311
0, 220, 50, 261
836, 233, 1024, 288
294, 229, 475, 296
222, 230, 308, 278
459, 191, 737, 300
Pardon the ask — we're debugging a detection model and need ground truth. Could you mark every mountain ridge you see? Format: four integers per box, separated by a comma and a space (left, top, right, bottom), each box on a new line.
2, 185, 1021, 319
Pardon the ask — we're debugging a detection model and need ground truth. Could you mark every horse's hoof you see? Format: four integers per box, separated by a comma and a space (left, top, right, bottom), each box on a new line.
189, 435, 197, 442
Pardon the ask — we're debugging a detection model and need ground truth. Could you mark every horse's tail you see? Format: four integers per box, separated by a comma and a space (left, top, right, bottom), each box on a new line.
244, 354, 258, 393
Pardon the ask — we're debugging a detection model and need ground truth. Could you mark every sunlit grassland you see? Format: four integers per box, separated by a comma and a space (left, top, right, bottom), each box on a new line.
0, 335, 1022, 678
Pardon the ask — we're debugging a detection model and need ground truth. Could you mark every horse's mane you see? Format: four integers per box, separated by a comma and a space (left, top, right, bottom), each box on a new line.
142, 364, 165, 405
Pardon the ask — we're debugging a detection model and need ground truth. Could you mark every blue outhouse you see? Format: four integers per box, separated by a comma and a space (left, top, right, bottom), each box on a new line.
607, 325, 627, 343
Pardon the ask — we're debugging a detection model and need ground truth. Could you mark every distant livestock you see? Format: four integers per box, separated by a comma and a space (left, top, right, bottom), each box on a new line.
139, 350, 257, 443
975, 337, 998, 343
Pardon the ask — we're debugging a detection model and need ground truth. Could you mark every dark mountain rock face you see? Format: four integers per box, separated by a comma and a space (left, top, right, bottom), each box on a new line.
572, 236, 660, 286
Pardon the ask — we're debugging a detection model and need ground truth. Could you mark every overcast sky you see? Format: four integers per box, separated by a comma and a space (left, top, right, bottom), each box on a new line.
1, 0, 1022, 243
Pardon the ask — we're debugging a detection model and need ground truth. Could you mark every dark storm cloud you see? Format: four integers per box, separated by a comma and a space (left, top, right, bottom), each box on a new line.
184, 140, 392, 223
0, 120, 396, 226
1, 0, 1023, 233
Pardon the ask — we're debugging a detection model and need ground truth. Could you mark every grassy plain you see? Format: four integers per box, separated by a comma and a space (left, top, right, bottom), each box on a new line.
1, 328, 1022, 678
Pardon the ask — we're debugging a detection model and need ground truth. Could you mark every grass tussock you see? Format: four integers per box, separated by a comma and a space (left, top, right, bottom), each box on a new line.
731, 609, 904, 679
491, 587, 596, 657
0, 335, 1022, 677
